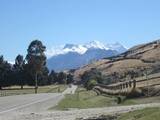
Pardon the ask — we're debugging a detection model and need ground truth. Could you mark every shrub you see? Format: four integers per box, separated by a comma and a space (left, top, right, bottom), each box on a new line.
86, 79, 97, 90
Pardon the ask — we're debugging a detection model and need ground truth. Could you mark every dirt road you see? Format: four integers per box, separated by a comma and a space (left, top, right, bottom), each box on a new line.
1, 103, 160, 120
1, 85, 160, 120
0, 85, 77, 118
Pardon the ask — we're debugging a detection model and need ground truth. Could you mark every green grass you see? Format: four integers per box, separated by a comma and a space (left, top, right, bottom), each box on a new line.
58, 85, 68, 92
121, 96, 160, 105
52, 87, 117, 110
118, 107, 160, 120
0, 85, 67, 97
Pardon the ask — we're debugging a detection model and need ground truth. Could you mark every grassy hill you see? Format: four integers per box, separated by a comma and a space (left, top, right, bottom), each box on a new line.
73, 40, 160, 85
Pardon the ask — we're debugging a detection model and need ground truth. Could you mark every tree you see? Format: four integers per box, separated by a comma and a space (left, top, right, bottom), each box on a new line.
48, 70, 57, 84
81, 68, 103, 88
0, 55, 5, 89
13, 55, 25, 89
57, 72, 67, 84
38, 67, 49, 85
86, 79, 97, 90
66, 73, 73, 84
26, 40, 46, 93
0, 56, 12, 89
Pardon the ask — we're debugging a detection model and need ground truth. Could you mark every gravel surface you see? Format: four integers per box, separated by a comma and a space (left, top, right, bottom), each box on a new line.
0, 93, 63, 113
1, 103, 160, 120
0, 85, 77, 119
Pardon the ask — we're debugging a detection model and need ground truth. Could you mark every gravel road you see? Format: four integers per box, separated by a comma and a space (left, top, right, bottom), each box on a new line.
0, 85, 160, 120
0, 93, 63, 113
1, 103, 160, 120
0, 85, 77, 119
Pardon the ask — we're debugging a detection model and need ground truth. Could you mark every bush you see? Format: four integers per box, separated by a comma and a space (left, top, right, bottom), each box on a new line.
86, 79, 97, 90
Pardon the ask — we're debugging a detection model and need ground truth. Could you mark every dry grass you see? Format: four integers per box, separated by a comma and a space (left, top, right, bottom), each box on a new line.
74, 41, 160, 83
0, 85, 67, 97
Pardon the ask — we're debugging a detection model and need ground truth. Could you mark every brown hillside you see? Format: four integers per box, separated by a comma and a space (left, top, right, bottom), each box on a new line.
74, 40, 160, 83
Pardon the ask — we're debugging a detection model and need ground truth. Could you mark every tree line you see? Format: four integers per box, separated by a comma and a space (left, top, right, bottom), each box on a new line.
0, 40, 73, 90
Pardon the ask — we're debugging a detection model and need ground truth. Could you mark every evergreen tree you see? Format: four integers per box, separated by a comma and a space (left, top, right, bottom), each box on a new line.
66, 73, 73, 84
57, 72, 67, 84
26, 40, 46, 93
13, 55, 25, 89
48, 70, 57, 84
0, 56, 12, 89
38, 67, 49, 85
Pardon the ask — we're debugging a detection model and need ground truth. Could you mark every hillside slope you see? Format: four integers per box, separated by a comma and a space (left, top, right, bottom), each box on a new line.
74, 40, 160, 83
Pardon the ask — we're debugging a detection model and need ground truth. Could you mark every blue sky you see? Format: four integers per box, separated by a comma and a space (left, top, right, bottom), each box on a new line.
0, 0, 160, 62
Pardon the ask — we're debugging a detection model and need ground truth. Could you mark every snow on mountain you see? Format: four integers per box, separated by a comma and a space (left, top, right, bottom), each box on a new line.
46, 41, 126, 58
63, 44, 87, 55
107, 42, 127, 53
46, 41, 127, 71
85, 40, 109, 50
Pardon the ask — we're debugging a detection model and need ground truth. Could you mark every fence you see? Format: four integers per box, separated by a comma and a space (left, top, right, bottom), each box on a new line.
94, 75, 160, 95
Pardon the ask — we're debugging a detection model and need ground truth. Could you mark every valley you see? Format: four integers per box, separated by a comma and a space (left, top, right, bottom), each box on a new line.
1, 1, 160, 119
1, 39, 160, 120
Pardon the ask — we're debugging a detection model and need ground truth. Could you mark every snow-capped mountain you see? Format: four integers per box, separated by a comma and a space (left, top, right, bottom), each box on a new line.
107, 42, 127, 53
85, 41, 109, 50
47, 41, 127, 71
46, 41, 126, 57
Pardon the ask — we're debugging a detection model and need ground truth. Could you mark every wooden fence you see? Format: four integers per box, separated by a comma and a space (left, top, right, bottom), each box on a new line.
94, 75, 160, 95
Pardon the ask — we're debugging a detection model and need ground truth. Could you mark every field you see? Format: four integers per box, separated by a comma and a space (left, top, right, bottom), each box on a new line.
51, 85, 160, 110
120, 96, 160, 106
52, 87, 117, 110
0, 85, 67, 97
118, 107, 160, 120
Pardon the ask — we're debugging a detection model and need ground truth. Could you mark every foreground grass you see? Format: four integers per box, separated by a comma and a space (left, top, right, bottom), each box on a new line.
118, 107, 160, 120
121, 96, 160, 105
0, 85, 67, 97
52, 87, 117, 110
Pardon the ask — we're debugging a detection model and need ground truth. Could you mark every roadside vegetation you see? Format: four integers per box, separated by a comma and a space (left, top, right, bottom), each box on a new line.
118, 107, 160, 120
79, 107, 160, 120
51, 84, 160, 110
81, 68, 104, 90
120, 96, 160, 105
52, 87, 117, 110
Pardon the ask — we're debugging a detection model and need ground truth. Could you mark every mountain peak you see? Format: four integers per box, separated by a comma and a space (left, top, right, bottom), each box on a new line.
108, 42, 127, 53
63, 44, 77, 49
86, 40, 107, 49
46, 41, 127, 58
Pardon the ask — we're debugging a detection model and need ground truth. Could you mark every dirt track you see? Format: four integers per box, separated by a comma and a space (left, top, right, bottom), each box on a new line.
1, 103, 160, 120
0, 85, 77, 120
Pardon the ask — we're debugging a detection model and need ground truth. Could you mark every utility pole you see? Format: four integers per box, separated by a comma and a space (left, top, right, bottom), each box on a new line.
35, 72, 38, 94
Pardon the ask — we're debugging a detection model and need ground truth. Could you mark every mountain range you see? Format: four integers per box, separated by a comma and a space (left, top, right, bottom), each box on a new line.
46, 41, 127, 71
